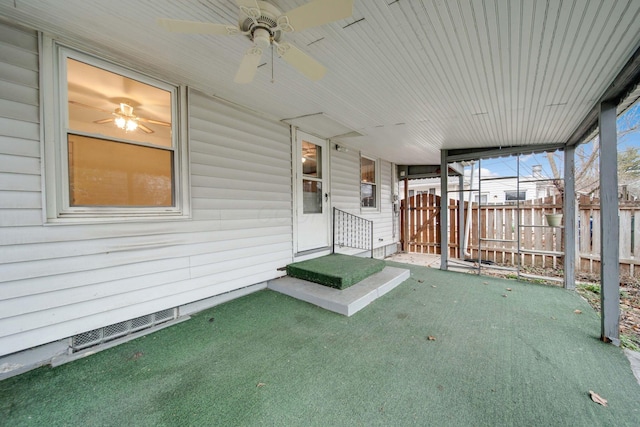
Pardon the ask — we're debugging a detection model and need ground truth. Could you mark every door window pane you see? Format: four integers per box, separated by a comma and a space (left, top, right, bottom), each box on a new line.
303, 179, 322, 214
302, 141, 321, 178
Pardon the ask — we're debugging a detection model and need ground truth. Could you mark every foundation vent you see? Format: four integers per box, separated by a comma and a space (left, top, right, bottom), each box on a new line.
71, 308, 176, 352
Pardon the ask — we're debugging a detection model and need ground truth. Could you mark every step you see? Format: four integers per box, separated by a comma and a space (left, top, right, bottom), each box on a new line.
286, 253, 386, 290
268, 266, 410, 317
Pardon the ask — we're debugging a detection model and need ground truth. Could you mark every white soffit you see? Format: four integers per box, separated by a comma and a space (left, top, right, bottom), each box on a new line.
282, 113, 363, 139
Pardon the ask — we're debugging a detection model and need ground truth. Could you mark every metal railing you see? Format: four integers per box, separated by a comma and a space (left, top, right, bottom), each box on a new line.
333, 207, 374, 258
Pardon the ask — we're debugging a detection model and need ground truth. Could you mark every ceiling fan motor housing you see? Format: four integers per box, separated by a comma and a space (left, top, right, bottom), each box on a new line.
239, 1, 283, 43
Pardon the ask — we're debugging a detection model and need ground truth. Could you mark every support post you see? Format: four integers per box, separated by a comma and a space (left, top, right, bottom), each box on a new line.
599, 100, 620, 345
403, 176, 409, 252
440, 150, 448, 270
458, 173, 465, 259
563, 144, 576, 290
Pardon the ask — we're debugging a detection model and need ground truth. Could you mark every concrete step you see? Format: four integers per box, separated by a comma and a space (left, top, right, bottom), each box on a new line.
286, 253, 385, 290
268, 266, 410, 316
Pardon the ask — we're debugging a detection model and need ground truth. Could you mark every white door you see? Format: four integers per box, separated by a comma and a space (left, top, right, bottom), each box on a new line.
296, 131, 330, 252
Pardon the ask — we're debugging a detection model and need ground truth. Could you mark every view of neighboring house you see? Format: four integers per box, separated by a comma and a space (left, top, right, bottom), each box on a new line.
400, 165, 559, 204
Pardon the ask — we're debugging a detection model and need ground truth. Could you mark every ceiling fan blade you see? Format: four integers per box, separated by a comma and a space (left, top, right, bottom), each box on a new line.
139, 118, 171, 127
137, 123, 154, 134
68, 100, 113, 114
235, 0, 259, 10
94, 118, 114, 124
282, 0, 354, 32
276, 43, 326, 81
234, 46, 263, 84
157, 18, 239, 35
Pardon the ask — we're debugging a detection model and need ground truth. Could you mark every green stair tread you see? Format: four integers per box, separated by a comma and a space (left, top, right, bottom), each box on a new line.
286, 254, 385, 289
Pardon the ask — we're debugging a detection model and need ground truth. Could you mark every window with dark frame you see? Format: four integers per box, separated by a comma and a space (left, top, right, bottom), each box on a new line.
505, 190, 527, 201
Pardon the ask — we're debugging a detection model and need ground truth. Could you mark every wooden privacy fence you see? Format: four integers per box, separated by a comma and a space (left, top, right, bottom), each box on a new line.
401, 194, 640, 277
577, 195, 640, 277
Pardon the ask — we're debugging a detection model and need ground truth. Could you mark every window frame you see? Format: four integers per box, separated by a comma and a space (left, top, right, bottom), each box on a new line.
42, 37, 190, 222
360, 154, 379, 210
504, 190, 527, 202
474, 193, 488, 205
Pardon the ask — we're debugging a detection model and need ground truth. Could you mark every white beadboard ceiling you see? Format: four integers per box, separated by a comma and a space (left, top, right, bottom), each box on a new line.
2, 0, 640, 165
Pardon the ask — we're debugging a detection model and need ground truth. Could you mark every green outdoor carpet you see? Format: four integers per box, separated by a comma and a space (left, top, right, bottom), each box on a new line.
286, 253, 385, 289
1, 261, 639, 426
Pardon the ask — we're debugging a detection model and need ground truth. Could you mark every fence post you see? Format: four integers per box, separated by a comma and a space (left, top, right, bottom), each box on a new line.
371, 224, 374, 258
332, 207, 336, 254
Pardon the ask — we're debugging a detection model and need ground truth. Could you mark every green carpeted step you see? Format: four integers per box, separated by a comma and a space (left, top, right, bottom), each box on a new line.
286, 254, 385, 289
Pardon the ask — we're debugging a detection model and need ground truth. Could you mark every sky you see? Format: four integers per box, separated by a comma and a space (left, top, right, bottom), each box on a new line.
467, 103, 640, 180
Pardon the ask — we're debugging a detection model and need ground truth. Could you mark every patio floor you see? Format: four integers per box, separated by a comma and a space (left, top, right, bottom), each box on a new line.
1, 261, 639, 426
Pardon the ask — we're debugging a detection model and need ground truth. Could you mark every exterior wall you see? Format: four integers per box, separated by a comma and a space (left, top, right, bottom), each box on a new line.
0, 20, 399, 361
0, 22, 292, 357
330, 146, 398, 255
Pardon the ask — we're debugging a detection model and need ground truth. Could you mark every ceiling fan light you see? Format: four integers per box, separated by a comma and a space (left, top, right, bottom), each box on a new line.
120, 103, 134, 116
115, 116, 126, 129
253, 27, 271, 49
126, 119, 138, 132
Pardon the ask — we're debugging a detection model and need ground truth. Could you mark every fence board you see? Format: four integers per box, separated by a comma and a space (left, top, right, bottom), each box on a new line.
401, 194, 640, 278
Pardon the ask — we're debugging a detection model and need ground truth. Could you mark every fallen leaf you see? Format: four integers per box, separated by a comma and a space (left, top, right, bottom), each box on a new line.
128, 351, 143, 361
589, 390, 608, 406
418, 279, 424, 283
431, 285, 437, 288
257, 382, 266, 388
483, 282, 489, 285
506, 288, 512, 291
502, 294, 508, 298
574, 310, 582, 314
427, 336, 436, 341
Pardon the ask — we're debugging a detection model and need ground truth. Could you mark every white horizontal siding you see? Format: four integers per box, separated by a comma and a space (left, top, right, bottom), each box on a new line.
0, 19, 293, 356
330, 147, 398, 253
0, 22, 41, 233
330, 148, 360, 211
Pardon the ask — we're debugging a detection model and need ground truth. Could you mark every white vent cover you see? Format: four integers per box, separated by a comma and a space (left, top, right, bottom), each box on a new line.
71, 309, 176, 352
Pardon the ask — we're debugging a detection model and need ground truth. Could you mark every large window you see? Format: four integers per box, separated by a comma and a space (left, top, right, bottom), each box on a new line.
361, 155, 377, 208
44, 42, 188, 221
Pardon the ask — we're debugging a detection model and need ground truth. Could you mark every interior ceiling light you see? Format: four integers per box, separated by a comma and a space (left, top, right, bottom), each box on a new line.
114, 103, 139, 132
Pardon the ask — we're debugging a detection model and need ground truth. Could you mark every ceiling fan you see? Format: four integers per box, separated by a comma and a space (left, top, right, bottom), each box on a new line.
69, 100, 171, 134
157, 0, 354, 84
